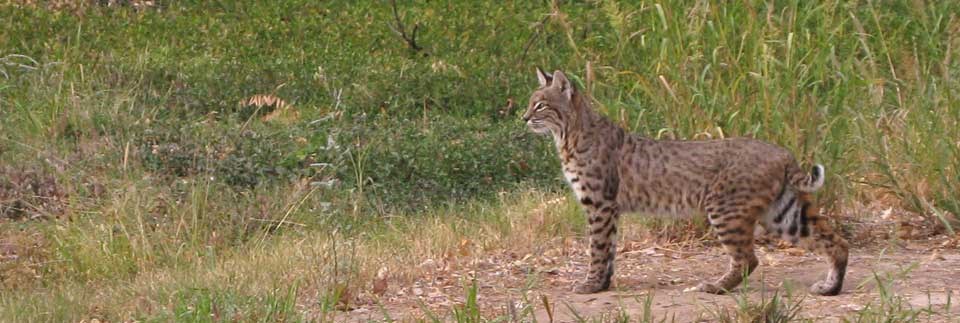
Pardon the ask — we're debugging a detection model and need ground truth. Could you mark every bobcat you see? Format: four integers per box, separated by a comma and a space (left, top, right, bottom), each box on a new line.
522, 68, 848, 295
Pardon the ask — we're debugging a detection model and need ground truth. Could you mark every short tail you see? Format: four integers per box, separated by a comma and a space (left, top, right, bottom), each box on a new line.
789, 164, 825, 192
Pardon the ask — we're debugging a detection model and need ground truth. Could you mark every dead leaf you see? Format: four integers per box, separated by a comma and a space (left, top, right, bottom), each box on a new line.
764, 254, 779, 266
928, 250, 945, 262
335, 287, 354, 311
261, 106, 300, 124
776, 240, 793, 249
373, 267, 389, 296
941, 235, 960, 249
897, 221, 914, 240
783, 248, 806, 256
458, 239, 472, 257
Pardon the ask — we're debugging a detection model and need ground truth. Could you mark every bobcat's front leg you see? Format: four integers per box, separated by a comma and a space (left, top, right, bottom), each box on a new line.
574, 199, 620, 294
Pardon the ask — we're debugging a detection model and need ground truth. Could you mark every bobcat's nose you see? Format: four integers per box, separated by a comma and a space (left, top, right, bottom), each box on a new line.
522, 113, 532, 122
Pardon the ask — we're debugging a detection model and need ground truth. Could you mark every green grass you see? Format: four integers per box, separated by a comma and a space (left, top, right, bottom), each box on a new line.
845, 271, 937, 323
704, 278, 806, 323
1, 0, 959, 321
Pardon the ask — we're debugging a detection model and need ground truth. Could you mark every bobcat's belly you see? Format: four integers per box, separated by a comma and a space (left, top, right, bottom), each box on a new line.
620, 189, 702, 219
635, 206, 699, 219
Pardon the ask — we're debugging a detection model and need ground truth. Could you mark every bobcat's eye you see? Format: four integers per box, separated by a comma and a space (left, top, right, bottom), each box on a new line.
534, 102, 547, 111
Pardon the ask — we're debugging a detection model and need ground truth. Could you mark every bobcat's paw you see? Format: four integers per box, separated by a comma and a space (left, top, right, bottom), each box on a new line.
573, 281, 609, 294
684, 282, 728, 295
810, 280, 842, 296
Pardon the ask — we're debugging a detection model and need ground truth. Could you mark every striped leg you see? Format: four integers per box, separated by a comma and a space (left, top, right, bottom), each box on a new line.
794, 193, 848, 295
765, 189, 848, 296
697, 210, 760, 294
574, 202, 620, 294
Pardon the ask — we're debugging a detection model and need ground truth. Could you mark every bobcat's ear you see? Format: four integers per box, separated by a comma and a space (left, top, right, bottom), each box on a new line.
552, 70, 573, 100
535, 67, 551, 87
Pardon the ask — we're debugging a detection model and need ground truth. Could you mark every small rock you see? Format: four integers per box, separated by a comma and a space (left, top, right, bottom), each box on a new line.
928, 251, 945, 262
420, 259, 436, 269
880, 207, 893, 220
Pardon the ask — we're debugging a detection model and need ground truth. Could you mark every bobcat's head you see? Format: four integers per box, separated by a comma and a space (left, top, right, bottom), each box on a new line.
523, 68, 580, 136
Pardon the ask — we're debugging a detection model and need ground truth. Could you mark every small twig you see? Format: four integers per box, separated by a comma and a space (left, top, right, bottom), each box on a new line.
332, 88, 343, 111
250, 217, 306, 227
273, 187, 318, 232
3, 54, 39, 66
387, 0, 422, 52
518, 14, 551, 66
849, 179, 895, 190
651, 245, 698, 256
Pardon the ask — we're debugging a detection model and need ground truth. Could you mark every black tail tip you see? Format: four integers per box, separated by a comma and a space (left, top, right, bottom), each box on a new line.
811, 165, 822, 180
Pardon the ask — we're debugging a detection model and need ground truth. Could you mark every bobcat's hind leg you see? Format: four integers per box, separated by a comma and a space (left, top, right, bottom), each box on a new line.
796, 197, 848, 296
696, 207, 760, 294
767, 189, 848, 296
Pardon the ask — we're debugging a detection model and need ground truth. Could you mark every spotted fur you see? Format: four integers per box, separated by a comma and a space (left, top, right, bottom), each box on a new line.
523, 68, 848, 295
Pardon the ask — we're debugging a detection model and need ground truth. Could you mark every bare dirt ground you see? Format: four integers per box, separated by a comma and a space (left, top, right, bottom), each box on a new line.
338, 233, 960, 322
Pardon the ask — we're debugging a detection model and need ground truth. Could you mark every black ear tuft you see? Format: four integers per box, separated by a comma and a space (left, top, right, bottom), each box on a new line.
536, 67, 552, 87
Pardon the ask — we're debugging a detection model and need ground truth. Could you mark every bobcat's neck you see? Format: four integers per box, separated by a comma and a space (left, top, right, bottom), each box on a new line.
553, 94, 625, 166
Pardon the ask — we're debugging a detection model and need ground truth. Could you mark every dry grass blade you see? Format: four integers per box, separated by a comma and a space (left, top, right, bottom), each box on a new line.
237, 94, 298, 128
239, 94, 289, 111
541, 294, 555, 323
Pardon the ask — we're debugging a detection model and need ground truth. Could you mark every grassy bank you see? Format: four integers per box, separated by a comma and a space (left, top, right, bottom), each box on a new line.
1, 0, 958, 321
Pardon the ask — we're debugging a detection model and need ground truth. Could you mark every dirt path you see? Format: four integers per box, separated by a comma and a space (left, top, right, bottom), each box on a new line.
341, 237, 960, 322
527, 243, 959, 322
